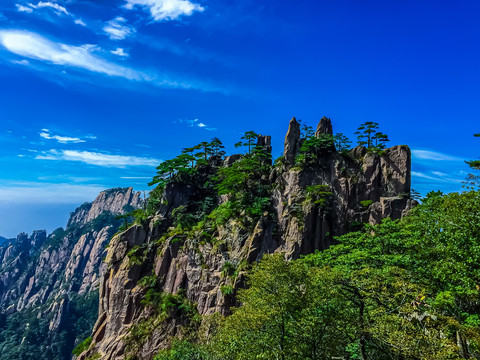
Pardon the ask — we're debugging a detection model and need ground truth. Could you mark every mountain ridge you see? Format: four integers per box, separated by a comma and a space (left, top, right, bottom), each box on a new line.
0, 187, 142, 359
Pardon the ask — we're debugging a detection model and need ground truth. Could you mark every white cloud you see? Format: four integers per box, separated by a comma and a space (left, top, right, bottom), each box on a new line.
124, 0, 204, 21
32, 1, 69, 15
103, 17, 136, 40
180, 118, 216, 131
412, 171, 463, 183
16, 4, 33, 12
36, 149, 160, 167
16, 2, 69, 15
0, 30, 226, 92
111, 47, 129, 57
39, 129, 93, 144
431, 171, 447, 177
74, 18, 86, 26
11, 59, 29, 65
121, 176, 151, 179
0, 30, 144, 80
412, 149, 463, 161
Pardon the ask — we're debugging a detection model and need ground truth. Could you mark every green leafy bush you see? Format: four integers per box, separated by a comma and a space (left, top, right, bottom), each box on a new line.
72, 336, 92, 356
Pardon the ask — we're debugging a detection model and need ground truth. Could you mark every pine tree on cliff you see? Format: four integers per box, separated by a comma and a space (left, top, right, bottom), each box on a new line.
355, 121, 389, 151
464, 133, 480, 189
355, 121, 379, 148
235, 131, 258, 155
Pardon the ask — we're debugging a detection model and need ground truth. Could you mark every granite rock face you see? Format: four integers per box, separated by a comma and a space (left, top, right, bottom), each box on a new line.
283, 116, 301, 165
315, 116, 333, 136
79, 119, 415, 360
0, 187, 142, 357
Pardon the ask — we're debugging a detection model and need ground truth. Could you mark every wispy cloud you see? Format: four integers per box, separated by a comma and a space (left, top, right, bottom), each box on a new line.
121, 176, 151, 179
11, 59, 29, 65
16, 1, 69, 16
0, 30, 226, 92
39, 129, 95, 144
0, 30, 144, 79
412, 171, 463, 183
412, 149, 463, 161
179, 118, 216, 131
16, 4, 33, 13
74, 18, 86, 27
36, 149, 160, 167
124, 0, 204, 22
111, 47, 129, 57
103, 17, 136, 40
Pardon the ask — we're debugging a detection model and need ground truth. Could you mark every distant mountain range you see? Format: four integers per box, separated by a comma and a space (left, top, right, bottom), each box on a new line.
0, 187, 142, 360
0, 236, 13, 246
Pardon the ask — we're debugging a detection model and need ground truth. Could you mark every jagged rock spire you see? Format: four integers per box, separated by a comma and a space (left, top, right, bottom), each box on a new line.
256, 134, 272, 153
315, 116, 333, 137
283, 117, 301, 165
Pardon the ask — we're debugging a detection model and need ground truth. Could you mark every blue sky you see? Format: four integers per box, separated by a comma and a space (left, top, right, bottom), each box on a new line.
0, 0, 479, 237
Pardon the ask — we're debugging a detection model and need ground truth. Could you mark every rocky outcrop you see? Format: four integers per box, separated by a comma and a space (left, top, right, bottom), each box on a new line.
283, 117, 301, 165
68, 187, 141, 227
315, 116, 333, 136
79, 119, 416, 360
0, 187, 142, 359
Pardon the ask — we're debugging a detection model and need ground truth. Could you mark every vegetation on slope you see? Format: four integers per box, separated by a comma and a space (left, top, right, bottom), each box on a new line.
154, 190, 480, 360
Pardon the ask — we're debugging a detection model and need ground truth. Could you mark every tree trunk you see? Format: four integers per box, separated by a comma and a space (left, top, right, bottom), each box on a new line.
359, 300, 368, 360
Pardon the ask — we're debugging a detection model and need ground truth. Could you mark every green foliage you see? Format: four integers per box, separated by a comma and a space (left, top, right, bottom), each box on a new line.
215, 134, 273, 226
234, 131, 258, 154
126, 290, 200, 358
172, 205, 198, 230
0, 290, 99, 360
127, 245, 146, 265
465, 133, 480, 189
44, 227, 67, 248
86, 353, 101, 360
296, 133, 335, 167
360, 199, 373, 208
304, 184, 332, 208
207, 191, 480, 360
154, 340, 210, 360
210, 254, 346, 359
72, 336, 92, 356
220, 285, 234, 296
206, 201, 237, 228
220, 261, 236, 278
355, 121, 390, 152
138, 275, 158, 289
409, 188, 422, 201
334, 132, 352, 152
148, 138, 226, 215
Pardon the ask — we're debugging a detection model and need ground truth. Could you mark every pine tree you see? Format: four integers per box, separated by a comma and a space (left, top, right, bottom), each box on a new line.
333, 133, 352, 151
355, 121, 379, 148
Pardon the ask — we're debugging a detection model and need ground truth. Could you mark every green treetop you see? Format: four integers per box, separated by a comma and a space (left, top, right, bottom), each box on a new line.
355, 121, 390, 152
333, 133, 352, 152
234, 131, 258, 154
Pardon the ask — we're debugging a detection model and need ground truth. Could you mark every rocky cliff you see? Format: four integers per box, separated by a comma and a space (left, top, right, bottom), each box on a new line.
79, 118, 415, 360
0, 187, 141, 360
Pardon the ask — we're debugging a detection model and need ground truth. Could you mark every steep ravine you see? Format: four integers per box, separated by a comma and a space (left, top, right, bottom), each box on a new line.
0, 187, 142, 360
79, 118, 415, 360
